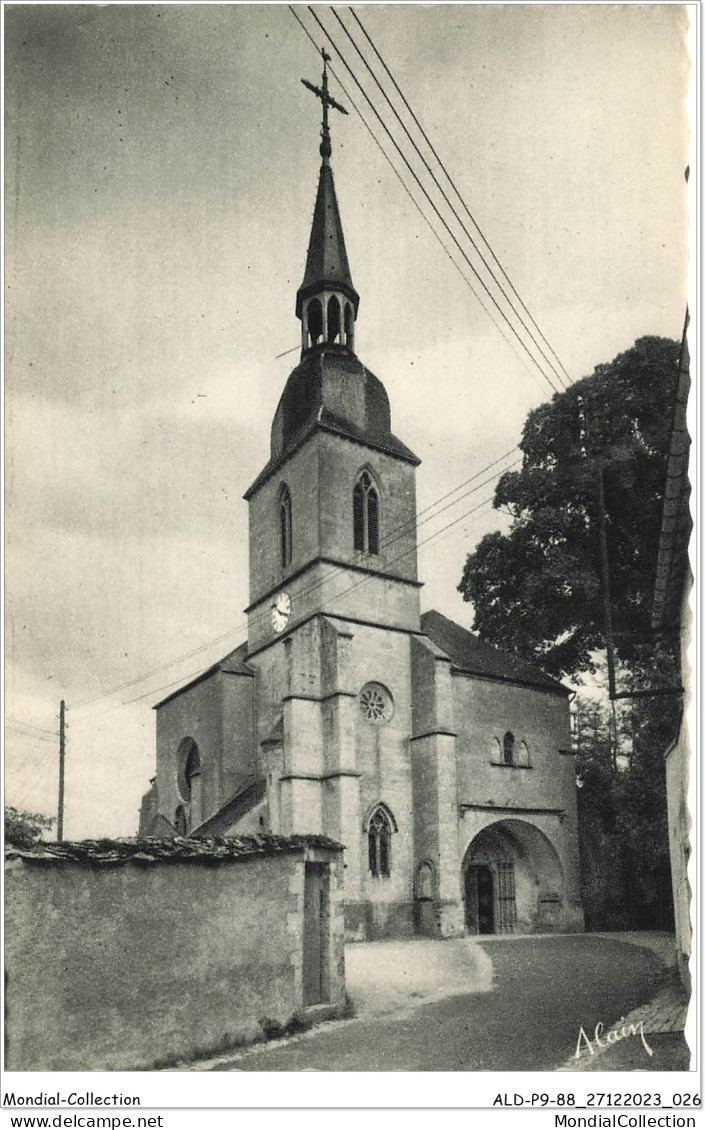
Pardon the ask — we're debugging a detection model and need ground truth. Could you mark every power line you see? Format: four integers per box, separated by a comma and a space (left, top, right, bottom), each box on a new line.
304, 5, 562, 397
71, 448, 518, 719
6, 716, 60, 779
287, 7, 549, 397
12, 745, 58, 810
73, 460, 508, 722
69, 619, 255, 710
331, 7, 570, 393
120, 489, 499, 710
6, 717, 59, 739
6, 722, 58, 743
69, 13, 559, 719
347, 6, 572, 389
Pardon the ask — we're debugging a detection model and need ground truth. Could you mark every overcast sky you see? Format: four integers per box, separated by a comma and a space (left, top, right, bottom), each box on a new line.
5, 3, 689, 838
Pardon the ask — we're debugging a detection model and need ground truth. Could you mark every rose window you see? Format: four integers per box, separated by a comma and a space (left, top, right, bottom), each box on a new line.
359, 682, 393, 723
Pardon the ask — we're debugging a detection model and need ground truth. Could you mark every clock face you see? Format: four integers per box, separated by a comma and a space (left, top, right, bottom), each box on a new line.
271, 591, 291, 633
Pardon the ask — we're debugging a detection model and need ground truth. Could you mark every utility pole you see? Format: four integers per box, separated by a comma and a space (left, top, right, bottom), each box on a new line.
594, 460, 619, 770
57, 700, 66, 842
579, 391, 619, 769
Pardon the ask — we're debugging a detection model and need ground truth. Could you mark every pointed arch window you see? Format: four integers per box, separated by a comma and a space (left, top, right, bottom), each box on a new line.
279, 485, 292, 569
353, 471, 380, 555
503, 731, 515, 766
367, 805, 395, 878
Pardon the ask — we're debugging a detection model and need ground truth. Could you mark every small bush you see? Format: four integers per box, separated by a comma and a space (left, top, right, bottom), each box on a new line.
5, 806, 54, 848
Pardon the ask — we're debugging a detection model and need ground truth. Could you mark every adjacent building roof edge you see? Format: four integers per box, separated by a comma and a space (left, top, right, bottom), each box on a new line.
652, 314, 692, 631
153, 642, 254, 709
421, 609, 569, 696
5, 833, 343, 868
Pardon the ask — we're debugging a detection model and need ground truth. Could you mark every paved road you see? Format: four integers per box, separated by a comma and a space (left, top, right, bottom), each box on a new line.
211, 936, 671, 1072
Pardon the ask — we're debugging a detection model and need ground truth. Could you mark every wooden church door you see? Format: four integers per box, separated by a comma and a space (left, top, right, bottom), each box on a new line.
465, 865, 495, 934
476, 866, 495, 933
303, 863, 330, 1006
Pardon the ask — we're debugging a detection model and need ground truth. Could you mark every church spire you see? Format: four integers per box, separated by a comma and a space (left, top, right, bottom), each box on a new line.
296, 49, 360, 354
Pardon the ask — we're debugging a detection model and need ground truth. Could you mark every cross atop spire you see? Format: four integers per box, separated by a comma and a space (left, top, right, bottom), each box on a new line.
301, 48, 348, 165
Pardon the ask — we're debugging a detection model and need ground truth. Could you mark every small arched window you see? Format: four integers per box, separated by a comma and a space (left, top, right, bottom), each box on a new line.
176, 737, 202, 831
177, 737, 200, 801
279, 485, 292, 569
503, 731, 515, 766
519, 739, 530, 767
368, 807, 393, 877
185, 742, 201, 792
353, 471, 380, 555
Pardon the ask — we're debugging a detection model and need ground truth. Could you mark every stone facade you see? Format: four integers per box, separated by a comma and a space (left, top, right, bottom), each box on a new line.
139, 82, 584, 941
5, 836, 345, 1071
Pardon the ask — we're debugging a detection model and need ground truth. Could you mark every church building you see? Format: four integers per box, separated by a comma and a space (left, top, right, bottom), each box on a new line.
139, 57, 584, 941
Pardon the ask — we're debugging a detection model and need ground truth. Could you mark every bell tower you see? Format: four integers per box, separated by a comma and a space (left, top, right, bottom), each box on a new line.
244, 51, 421, 654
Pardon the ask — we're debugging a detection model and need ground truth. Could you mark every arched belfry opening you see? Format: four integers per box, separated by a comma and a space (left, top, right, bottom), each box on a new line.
327, 295, 341, 343
344, 302, 355, 350
306, 298, 323, 347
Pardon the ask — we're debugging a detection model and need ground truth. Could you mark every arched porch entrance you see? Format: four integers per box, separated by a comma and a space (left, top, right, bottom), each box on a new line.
462, 819, 564, 935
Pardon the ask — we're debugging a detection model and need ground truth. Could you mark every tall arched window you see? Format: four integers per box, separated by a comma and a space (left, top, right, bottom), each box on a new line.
279, 485, 292, 569
367, 805, 394, 878
503, 731, 515, 766
353, 471, 380, 555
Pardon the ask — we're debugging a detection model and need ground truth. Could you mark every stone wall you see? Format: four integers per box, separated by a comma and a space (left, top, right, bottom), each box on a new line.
5, 837, 345, 1071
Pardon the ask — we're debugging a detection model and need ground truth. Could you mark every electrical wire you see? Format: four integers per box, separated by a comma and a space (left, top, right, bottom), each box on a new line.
330, 7, 570, 393
67, 14, 561, 718
347, 6, 573, 389
288, 7, 549, 398
70, 448, 518, 718
120, 489, 499, 709
6, 717, 59, 739
304, 5, 562, 397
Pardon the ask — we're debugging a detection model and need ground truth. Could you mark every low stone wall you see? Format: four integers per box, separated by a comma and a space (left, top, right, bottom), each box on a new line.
5, 835, 345, 1071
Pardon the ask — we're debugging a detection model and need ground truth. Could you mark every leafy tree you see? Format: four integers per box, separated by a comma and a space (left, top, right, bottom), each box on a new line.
4, 806, 54, 848
458, 336, 680, 678
458, 336, 683, 929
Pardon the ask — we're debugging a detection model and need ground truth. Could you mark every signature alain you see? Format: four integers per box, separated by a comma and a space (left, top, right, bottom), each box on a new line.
575, 1018, 653, 1060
